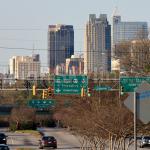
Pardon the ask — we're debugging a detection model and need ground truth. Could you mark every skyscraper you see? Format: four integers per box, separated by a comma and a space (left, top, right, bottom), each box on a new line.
48, 24, 74, 74
84, 14, 111, 74
112, 14, 148, 56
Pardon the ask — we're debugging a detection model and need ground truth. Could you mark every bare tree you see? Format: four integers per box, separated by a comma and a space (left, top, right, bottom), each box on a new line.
114, 40, 150, 74
10, 106, 36, 130
60, 94, 134, 150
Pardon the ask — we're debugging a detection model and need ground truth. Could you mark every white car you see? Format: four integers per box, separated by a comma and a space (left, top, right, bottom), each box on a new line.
140, 136, 150, 148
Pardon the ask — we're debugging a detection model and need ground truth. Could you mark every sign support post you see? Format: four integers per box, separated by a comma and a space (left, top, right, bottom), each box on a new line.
122, 77, 150, 150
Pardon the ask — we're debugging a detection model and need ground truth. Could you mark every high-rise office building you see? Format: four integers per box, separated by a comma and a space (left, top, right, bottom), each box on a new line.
84, 14, 111, 74
48, 24, 74, 74
9, 55, 40, 79
112, 14, 148, 56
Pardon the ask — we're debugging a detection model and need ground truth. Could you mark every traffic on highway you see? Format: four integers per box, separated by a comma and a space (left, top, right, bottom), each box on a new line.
0, 128, 81, 150
0, 127, 150, 150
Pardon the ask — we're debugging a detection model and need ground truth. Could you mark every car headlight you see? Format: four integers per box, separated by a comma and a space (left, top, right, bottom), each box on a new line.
143, 141, 146, 143
3, 138, 6, 140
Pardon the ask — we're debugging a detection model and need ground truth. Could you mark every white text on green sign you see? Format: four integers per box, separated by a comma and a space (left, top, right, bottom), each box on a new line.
54, 75, 88, 94
120, 77, 150, 92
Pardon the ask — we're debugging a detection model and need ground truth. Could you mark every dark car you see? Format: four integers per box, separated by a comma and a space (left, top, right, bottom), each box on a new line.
140, 136, 150, 148
39, 136, 57, 149
128, 136, 142, 141
0, 144, 9, 150
0, 133, 7, 145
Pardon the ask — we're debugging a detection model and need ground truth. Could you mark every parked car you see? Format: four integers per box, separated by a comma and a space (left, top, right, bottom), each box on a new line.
0, 133, 7, 145
0, 144, 9, 150
140, 136, 150, 148
39, 136, 57, 149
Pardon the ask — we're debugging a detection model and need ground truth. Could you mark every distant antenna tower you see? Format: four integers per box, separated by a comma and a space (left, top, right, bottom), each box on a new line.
32, 43, 35, 55
112, 6, 120, 17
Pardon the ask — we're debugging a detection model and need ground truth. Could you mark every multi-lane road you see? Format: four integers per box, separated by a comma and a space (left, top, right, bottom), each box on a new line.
4, 128, 39, 149
1, 127, 80, 150
40, 128, 80, 149
0, 128, 150, 150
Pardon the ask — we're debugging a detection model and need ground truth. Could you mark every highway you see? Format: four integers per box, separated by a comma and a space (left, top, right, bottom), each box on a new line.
0, 128, 150, 150
3, 128, 39, 149
41, 128, 80, 149
0, 127, 80, 150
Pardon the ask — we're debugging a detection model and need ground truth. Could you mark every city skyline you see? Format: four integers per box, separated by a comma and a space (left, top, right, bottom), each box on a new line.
0, 0, 150, 73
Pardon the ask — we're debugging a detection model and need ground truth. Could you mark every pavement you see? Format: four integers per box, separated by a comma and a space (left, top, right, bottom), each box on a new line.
0, 127, 150, 150
0, 127, 80, 150
41, 127, 80, 150
4, 129, 39, 149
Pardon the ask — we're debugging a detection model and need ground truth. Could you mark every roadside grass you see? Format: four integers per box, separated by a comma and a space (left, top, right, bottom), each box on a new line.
15, 130, 41, 138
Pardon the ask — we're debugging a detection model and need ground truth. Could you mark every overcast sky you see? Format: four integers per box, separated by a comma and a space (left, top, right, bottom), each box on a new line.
0, 0, 150, 73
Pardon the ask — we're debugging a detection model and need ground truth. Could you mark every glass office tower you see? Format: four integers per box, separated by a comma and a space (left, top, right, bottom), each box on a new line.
48, 25, 74, 74
112, 15, 148, 56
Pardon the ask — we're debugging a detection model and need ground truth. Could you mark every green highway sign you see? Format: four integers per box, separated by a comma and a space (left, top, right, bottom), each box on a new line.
54, 75, 88, 94
0, 112, 11, 115
94, 86, 111, 91
28, 99, 55, 108
120, 77, 150, 92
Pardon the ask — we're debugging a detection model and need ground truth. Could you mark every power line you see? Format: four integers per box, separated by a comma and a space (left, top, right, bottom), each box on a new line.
0, 27, 85, 31
0, 38, 44, 42
0, 46, 149, 54
0, 46, 46, 51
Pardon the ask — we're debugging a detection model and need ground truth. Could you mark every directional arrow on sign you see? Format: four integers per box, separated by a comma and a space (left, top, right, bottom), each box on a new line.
28, 99, 55, 108
56, 89, 61, 93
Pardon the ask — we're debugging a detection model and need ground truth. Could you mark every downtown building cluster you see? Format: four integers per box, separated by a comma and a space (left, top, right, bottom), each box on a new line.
47, 13, 148, 76
6, 13, 149, 79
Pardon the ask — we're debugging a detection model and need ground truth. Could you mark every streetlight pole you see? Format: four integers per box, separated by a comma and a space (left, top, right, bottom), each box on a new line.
99, 78, 101, 104
134, 91, 137, 150
119, 72, 121, 106
15, 79, 18, 90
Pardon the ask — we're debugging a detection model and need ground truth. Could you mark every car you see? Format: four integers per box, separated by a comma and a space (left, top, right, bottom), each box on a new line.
140, 136, 150, 148
0, 144, 9, 150
128, 136, 141, 141
0, 133, 7, 145
39, 136, 57, 149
